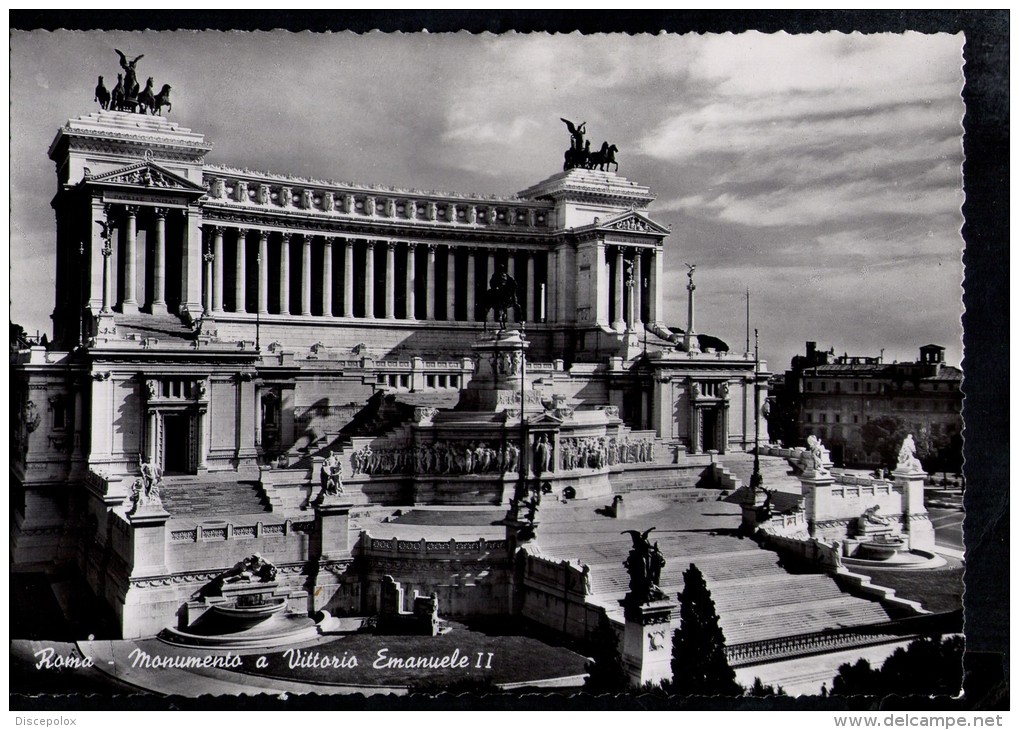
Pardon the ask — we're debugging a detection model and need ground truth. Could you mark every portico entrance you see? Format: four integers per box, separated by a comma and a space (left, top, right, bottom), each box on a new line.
162, 412, 195, 474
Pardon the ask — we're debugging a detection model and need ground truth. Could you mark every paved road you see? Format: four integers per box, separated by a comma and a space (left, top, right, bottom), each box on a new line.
929, 507, 965, 553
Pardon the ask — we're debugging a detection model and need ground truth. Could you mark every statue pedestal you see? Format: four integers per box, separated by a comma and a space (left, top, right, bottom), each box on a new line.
456, 329, 543, 414
893, 467, 934, 551
620, 597, 676, 688
799, 471, 835, 539
314, 499, 353, 561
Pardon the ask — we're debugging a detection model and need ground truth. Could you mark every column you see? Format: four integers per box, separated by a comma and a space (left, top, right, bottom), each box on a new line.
625, 253, 636, 330
405, 243, 416, 319
322, 237, 333, 316
649, 247, 663, 325
196, 409, 208, 470
525, 252, 535, 323
385, 241, 396, 319
88, 198, 107, 311
446, 246, 456, 321
301, 234, 312, 315
202, 241, 214, 315
257, 231, 269, 315
279, 233, 291, 314
147, 409, 158, 463
425, 245, 436, 320
101, 210, 114, 314
182, 205, 204, 320
212, 226, 225, 314
466, 248, 476, 321
612, 246, 626, 331
343, 239, 354, 317
234, 228, 247, 313
507, 254, 516, 322
364, 240, 375, 318
151, 208, 168, 314
633, 250, 643, 329
122, 206, 139, 313
595, 242, 609, 326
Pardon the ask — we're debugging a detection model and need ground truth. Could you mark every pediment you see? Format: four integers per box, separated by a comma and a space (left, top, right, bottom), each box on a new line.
597, 209, 670, 235
85, 160, 205, 193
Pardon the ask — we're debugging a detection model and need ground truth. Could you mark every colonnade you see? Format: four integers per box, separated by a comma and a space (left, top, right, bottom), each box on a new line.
87, 203, 661, 331
201, 226, 550, 323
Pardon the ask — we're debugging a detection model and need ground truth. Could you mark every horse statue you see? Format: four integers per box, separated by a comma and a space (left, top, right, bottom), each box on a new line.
586, 142, 619, 172
111, 74, 125, 111
481, 266, 522, 331
137, 78, 157, 113
150, 84, 172, 115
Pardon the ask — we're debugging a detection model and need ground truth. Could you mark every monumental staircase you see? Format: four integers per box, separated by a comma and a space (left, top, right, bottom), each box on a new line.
532, 497, 906, 668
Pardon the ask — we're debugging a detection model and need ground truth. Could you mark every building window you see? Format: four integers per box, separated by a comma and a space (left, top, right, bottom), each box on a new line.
821, 382, 827, 392
853, 382, 860, 392
426, 374, 436, 388
806, 413, 813, 423
834, 414, 841, 423
853, 415, 859, 424
866, 383, 872, 393
819, 413, 827, 423
805, 381, 813, 392
834, 381, 841, 393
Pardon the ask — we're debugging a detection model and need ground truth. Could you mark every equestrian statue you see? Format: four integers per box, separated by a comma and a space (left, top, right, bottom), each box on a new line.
481, 265, 522, 332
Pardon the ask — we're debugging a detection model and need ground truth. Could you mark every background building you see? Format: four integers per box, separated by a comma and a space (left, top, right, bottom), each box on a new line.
770, 341, 962, 469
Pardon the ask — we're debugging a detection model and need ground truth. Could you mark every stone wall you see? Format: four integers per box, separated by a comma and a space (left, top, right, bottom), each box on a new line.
359, 533, 514, 618
519, 548, 605, 640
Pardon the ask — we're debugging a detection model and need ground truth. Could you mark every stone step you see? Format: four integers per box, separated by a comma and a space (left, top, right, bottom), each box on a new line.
158, 479, 271, 518
720, 596, 892, 646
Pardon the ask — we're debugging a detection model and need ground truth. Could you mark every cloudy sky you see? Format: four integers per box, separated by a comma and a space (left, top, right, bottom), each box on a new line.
9, 30, 965, 370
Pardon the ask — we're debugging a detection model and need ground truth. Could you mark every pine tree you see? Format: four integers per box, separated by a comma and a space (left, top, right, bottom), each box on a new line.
671, 562, 742, 695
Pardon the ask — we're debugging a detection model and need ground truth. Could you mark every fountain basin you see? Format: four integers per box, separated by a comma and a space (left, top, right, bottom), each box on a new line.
209, 597, 287, 629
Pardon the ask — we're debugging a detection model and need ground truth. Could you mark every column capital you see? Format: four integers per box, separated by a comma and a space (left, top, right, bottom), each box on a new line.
280, 231, 292, 243
208, 224, 224, 235
366, 239, 376, 250
258, 229, 270, 241
386, 240, 397, 251
153, 206, 169, 219
235, 226, 249, 237
123, 204, 140, 216
427, 243, 437, 253
408, 241, 418, 250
